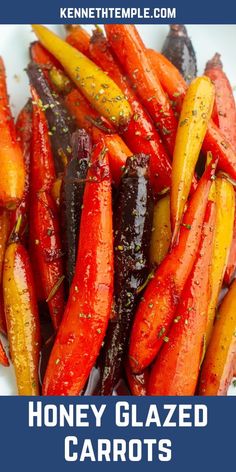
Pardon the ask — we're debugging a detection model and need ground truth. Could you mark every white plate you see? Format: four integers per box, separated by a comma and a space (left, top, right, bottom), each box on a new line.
0, 24, 235, 396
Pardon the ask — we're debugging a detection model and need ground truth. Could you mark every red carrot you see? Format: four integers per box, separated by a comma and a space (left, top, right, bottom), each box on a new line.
148, 200, 216, 395
43, 141, 113, 395
205, 53, 236, 152
105, 24, 178, 156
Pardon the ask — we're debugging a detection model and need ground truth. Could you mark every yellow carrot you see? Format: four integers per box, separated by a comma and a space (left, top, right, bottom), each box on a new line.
150, 194, 171, 266
3, 240, 40, 395
32, 25, 132, 128
199, 279, 236, 395
206, 176, 235, 345
171, 76, 215, 242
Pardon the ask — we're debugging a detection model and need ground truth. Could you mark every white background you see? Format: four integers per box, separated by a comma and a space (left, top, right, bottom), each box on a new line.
0, 24, 235, 395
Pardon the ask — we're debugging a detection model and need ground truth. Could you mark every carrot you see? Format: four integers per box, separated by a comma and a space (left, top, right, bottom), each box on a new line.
97, 154, 153, 395
129, 158, 216, 373
10, 100, 32, 239
199, 278, 236, 395
0, 210, 10, 335
0, 291, 7, 336
30, 191, 65, 331
150, 194, 171, 267
147, 48, 187, 112
148, 48, 236, 180
203, 122, 236, 179
32, 25, 132, 128
43, 141, 113, 395
205, 176, 235, 345
63, 27, 172, 193
29, 88, 65, 329
224, 196, 236, 285
30, 41, 60, 70
3, 227, 40, 391
205, 53, 236, 151
205, 53, 236, 286
64, 88, 131, 186
28, 63, 75, 174
30, 87, 56, 192
105, 24, 177, 156
30, 41, 71, 94
0, 57, 25, 208
171, 76, 214, 241
148, 200, 216, 395
30, 38, 131, 187
161, 25, 197, 84
65, 25, 90, 55
89, 29, 172, 194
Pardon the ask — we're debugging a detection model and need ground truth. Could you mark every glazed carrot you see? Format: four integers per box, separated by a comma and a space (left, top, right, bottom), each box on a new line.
203, 122, 236, 179
28, 63, 75, 174
60, 129, 91, 292
161, 25, 197, 84
31, 87, 56, 192
0, 57, 25, 208
32, 25, 132, 128
3, 227, 40, 393
147, 48, 187, 112
150, 194, 171, 267
0, 210, 10, 335
0, 292, 7, 335
103, 133, 132, 186
43, 141, 113, 395
30, 41, 72, 94
29, 86, 56, 303
199, 279, 236, 396
224, 196, 236, 285
71, 30, 195, 196
30, 191, 65, 331
125, 361, 148, 396
204, 54, 236, 285
64, 88, 131, 185
65, 25, 90, 55
0, 213, 8, 339
10, 100, 32, 238
30, 89, 65, 329
171, 76, 215, 241
148, 200, 216, 396
105, 24, 177, 155
205, 53, 236, 151
31, 41, 131, 186
64, 87, 103, 132
129, 158, 216, 373
0, 338, 9, 367
148, 49, 236, 180
206, 176, 235, 345
98, 154, 153, 395
0, 210, 10, 283
70, 27, 172, 193
88, 29, 172, 194
30, 41, 60, 71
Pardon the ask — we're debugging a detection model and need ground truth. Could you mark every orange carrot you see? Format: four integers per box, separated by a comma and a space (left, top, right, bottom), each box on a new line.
0, 57, 25, 208
148, 200, 216, 395
105, 24, 177, 156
